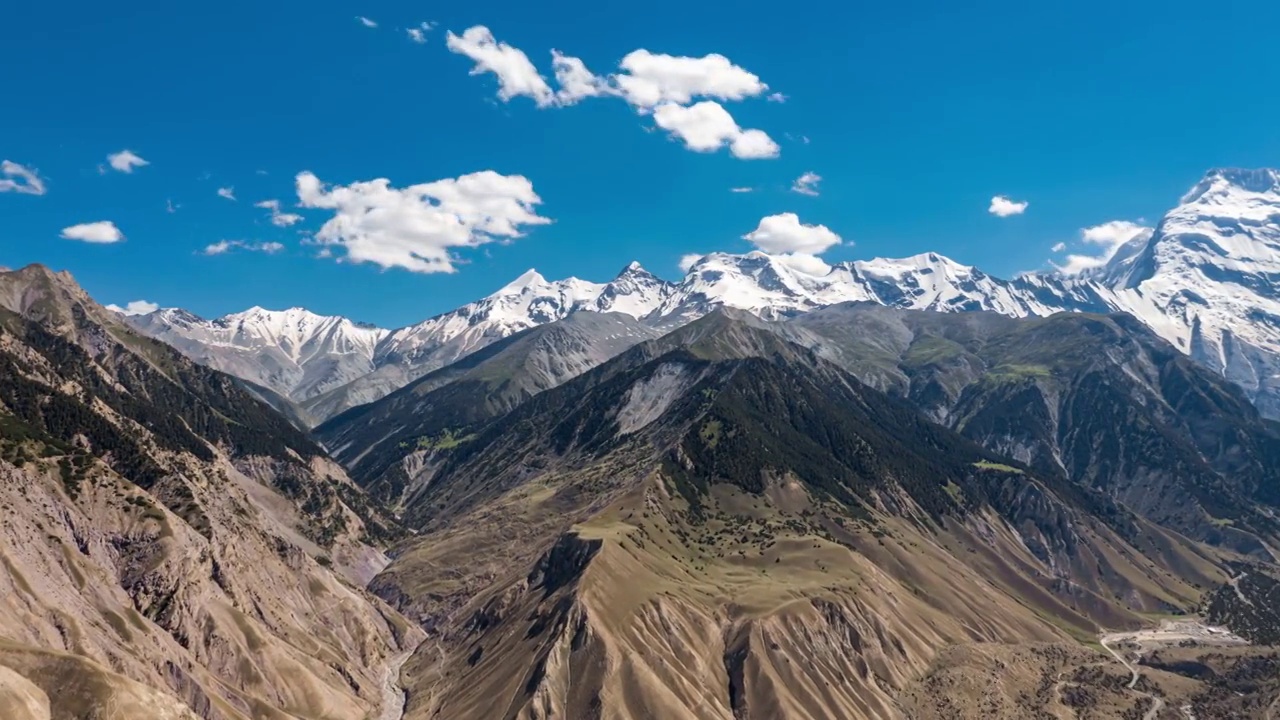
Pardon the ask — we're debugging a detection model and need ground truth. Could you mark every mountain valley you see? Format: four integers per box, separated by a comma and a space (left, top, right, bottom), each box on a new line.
355, 309, 1280, 719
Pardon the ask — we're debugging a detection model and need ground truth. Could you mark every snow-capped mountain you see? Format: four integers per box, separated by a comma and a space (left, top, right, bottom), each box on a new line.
127, 262, 677, 423
658, 250, 1094, 320
1101, 168, 1280, 415
128, 168, 1280, 422
129, 305, 390, 403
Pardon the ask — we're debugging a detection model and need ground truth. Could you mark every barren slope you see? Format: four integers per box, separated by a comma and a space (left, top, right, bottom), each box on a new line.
0, 265, 422, 719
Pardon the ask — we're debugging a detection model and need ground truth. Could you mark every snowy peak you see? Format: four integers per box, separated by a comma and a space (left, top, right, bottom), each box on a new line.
495, 268, 550, 295
661, 250, 1042, 319
1170, 168, 1280, 237
211, 306, 389, 362
610, 260, 662, 285
853, 251, 970, 277
1084, 168, 1280, 416
1142, 167, 1280, 271
152, 307, 206, 326
848, 253, 1047, 315
593, 261, 675, 317
663, 252, 829, 317
1182, 168, 1280, 206
124, 305, 391, 406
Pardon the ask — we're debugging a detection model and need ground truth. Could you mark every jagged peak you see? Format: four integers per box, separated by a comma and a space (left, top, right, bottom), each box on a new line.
687, 251, 788, 275
494, 268, 550, 295
853, 251, 974, 275
611, 260, 664, 281
0, 263, 95, 314
154, 307, 205, 323
6, 262, 78, 286
224, 305, 329, 321
1205, 167, 1280, 192
1181, 167, 1280, 205
211, 305, 388, 337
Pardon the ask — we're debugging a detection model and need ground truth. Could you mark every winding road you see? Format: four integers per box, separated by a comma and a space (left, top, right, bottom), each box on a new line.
1100, 635, 1165, 720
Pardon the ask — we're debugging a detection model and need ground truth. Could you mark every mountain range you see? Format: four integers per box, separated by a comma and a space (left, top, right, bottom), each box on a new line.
347, 304, 1280, 718
128, 168, 1280, 424
6, 168, 1280, 720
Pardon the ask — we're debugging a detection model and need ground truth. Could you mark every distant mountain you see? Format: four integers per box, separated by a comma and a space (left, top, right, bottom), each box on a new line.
783, 304, 1280, 551
316, 311, 665, 504
0, 265, 420, 719
129, 263, 675, 424
127, 168, 1280, 424
350, 301, 1280, 555
128, 305, 389, 407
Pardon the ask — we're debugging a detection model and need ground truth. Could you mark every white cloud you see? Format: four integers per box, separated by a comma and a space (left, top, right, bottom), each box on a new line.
742, 212, 841, 255
613, 50, 768, 108
446, 26, 555, 107
651, 101, 779, 159
1051, 241, 1066, 252
1081, 220, 1151, 247
217, 187, 236, 201
295, 169, 550, 274
791, 171, 821, 196
357, 16, 377, 28
678, 253, 704, 273
0, 160, 45, 195
202, 240, 285, 256
61, 221, 124, 243
406, 21, 435, 43
166, 199, 179, 213
107, 149, 149, 173
441, 32, 779, 159
730, 187, 754, 193
552, 50, 612, 105
774, 253, 831, 276
766, 92, 787, 103
989, 195, 1028, 217
1055, 220, 1153, 275
254, 199, 304, 227
106, 300, 159, 316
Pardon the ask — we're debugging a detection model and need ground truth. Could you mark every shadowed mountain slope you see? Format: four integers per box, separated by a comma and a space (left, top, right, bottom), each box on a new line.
0, 264, 421, 720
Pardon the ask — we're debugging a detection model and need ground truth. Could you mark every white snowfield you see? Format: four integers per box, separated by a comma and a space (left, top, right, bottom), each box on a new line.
129, 168, 1280, 420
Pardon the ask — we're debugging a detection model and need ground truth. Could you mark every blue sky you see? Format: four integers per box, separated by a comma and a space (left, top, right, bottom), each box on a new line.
3, 0, 1278, 328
